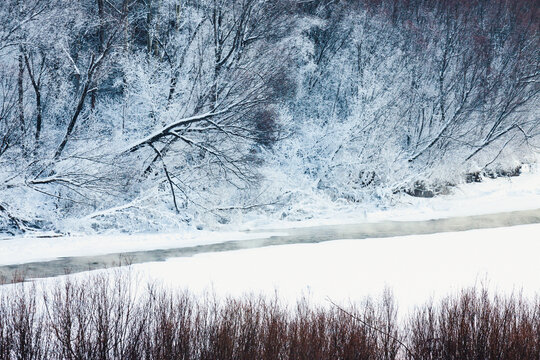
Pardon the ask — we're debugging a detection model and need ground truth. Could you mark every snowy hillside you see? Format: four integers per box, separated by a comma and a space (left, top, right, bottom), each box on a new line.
0, 0, 538, 235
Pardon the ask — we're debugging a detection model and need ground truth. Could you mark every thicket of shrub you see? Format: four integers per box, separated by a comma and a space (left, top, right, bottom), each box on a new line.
0, 273, 538, 359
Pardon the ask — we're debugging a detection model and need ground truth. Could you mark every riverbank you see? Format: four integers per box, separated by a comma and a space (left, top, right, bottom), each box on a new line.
1, 208, 539, 282
1, 168, 539, 268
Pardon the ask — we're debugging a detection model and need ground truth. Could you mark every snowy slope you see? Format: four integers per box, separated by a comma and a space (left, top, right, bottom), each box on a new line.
240, 164, 540, 230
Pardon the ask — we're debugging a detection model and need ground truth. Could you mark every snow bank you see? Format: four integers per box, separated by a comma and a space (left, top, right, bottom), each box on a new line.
0, 230, 280, 266
131, 223, 540, 311
238, 164, 540, 230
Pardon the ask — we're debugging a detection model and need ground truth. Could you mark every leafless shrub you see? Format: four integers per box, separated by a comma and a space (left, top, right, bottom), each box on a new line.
406, 288, 540, 360
0, 274, 538, 359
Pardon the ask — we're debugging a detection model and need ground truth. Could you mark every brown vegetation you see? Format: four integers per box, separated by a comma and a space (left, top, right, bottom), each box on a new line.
0, 273, 538, 359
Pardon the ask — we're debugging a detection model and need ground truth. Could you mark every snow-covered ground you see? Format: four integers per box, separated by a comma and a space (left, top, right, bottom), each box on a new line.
0, 230, 282, 266
240, 163, 540, 230
131, 223, 540, 311
1, 166, 539, 266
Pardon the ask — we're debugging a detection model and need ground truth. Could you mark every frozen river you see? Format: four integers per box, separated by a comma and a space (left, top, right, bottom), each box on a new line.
2, 207, 539, 282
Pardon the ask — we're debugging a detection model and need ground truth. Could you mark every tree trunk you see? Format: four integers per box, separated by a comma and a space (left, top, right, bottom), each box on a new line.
92, 0, 105, 110
18, 49, 25, 134
97, 0, 105, 51
35, 88, 42, 141
147, 0, 153, 55
23, 53, 43, 142
54, 80, 90, 159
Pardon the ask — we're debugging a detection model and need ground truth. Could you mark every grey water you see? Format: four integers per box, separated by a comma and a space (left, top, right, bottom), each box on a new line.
1, 208, 540, 283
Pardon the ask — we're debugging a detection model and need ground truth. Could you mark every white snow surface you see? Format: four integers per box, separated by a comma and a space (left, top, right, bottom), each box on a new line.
0, 230, 280, 266
131, 223, 540, 311
239, 164, 540, 230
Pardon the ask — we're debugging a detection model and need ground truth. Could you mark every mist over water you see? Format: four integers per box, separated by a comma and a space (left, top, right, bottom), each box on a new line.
2, 208, 539, 282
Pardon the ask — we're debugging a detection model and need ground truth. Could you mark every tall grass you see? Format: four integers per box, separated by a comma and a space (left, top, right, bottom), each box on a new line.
0, 273, 538, 359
